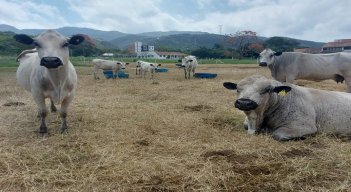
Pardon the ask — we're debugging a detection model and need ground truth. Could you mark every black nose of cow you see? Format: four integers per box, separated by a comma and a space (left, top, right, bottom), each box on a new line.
259, 62, 267, 67
40, 57, 63, 68
235, 98, 258, 111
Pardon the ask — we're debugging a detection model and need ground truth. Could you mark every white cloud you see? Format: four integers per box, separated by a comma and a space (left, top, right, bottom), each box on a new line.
0, 0, 350, 41
0, 0, 68, 29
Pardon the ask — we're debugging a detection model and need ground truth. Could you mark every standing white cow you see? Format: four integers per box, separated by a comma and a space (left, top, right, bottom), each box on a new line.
14, 30, 85, 134
259, 48, 351, 92
181, 55, 198, 79
223, 75, 351, 141
92, 59, 129, 79
138, 60, 161, 80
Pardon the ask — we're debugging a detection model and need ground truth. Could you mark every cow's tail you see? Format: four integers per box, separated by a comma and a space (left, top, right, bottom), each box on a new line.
333, 74, 345, 84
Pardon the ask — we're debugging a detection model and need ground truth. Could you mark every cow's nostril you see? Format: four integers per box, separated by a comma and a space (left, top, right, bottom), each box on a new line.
235, 99, 258, 111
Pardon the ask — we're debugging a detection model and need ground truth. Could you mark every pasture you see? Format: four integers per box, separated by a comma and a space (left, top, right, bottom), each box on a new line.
0, 63, 351, 191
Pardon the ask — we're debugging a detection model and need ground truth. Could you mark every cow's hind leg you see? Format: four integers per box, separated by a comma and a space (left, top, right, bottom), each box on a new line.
50, 99, 57, 112
59, 96, 74, 134
93, 66, 99, 80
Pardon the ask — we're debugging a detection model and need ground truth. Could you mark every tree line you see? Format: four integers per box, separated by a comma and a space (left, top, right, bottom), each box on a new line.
0, 31, 300, 59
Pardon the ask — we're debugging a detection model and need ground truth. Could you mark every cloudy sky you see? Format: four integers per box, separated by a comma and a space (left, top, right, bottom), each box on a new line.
0, 0, 350, 42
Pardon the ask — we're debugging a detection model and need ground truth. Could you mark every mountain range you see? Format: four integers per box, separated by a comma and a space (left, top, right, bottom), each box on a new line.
0, 24, 325, 50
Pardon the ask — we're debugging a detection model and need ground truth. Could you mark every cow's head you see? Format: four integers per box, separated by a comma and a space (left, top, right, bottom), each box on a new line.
181, 55, 196, 67
223, 75, 291, 134
117, 62, 129, 70
150, 63, 161, 70
14, 30, 85, 69
258, 48, 282, 67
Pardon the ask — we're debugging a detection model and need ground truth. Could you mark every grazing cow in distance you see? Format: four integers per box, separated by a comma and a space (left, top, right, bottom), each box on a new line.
92, 59, 129, 79
259, 48, 351, 92
14, 30, 85, 134
138, 60, 161, 80
180, 55, 198, 79
223, 75, 351, 141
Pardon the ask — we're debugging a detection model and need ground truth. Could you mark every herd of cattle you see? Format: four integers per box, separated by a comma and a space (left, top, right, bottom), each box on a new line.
13, 30, 351, 141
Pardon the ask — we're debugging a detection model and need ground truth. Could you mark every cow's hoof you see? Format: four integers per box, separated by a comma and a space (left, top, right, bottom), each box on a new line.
60, 127, 68, 134
37, 126, 48, 137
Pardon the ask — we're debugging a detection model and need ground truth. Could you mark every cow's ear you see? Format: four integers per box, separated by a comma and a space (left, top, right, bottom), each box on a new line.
69, 35, 85, 45
223, 82, 237, 90
150, 64, 154, 66
272, 86, 292, 96
158, 64, 161, 66
274, 52, 282, 56
116, 62, 121, 65
14, 34, 34, 45
125, 63, 129, 65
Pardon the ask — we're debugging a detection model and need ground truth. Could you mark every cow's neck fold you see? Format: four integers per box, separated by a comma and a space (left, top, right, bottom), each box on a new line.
45, 65, 69, 104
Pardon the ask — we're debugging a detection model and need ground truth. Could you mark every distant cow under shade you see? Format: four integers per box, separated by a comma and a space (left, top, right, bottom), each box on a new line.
14, 30, 85, 134
223, 75, 351, 141
259, 48, 351, 92
92, 59, 129, 79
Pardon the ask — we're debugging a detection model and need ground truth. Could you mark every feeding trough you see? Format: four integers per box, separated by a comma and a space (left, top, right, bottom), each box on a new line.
193, 73, 218, 79
156, 68, 169, 73
103, 70, 129, 79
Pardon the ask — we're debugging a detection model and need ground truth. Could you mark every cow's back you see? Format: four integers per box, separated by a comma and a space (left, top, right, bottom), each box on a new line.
16, 52, 39, 92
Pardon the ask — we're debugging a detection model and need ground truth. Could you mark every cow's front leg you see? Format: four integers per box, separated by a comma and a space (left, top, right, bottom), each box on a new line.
272, 125, 317, 141
35, 97, 48, 134
191, 68, 196, 78
50, 99, 57, 112
59, 96, 74, 134
184, 68, 187, 79
344, 77, 351, 93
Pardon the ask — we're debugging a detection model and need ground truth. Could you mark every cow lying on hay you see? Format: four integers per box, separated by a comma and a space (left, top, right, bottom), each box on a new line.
223, 75, 351, 141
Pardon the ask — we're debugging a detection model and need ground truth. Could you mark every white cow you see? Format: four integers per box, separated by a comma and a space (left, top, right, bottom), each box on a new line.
92, 59, 129, 79
138, 60, 161, 79
224, 75, 351, 141
14, 30, 85, 134
259, 48, 351, 92
181, 55, 198, 79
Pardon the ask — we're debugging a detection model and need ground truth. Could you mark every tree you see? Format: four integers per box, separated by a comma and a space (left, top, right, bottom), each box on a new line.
264, 37, 299, 52
226, 30, 258, 59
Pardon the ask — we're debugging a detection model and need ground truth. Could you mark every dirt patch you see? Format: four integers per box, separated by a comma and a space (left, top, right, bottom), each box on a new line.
3, 101, 25, 107
134, 139, 150, 146
184, 104, 213, 112
202, 116, 240, 129
281, 148, 313, 158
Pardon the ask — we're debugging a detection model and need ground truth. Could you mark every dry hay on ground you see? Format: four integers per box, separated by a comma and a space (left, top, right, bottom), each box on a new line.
0, 64, 350, 191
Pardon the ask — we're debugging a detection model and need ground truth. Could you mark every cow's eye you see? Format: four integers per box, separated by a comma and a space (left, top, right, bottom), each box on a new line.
62, 42, 70, 48
269, 54, 274, 58
33, 42, 41, 48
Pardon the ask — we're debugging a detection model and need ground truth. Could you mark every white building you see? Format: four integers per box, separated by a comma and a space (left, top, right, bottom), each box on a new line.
133, 41, 184, 59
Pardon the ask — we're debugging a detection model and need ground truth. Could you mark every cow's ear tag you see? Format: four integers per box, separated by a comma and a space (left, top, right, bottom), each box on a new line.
273, 86, 291, 96
278, 90, 287, 96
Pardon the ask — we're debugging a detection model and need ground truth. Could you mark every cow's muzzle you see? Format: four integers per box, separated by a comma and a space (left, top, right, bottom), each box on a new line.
235, 98, 258, 111
259, 62, 267, 67
40, 57, 63, 69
